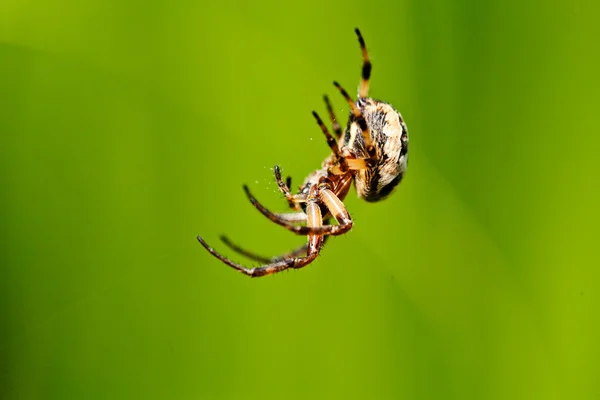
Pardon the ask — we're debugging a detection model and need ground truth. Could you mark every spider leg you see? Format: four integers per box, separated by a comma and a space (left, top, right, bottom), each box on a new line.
272, 212, 307, 223
219, 230, 330, 264
355, 28, 372, 99
346, 158, 370, 170
317, 187, 353, 234
323, 95, 342, 139
197, 197, 325, 277
312, 111, 348, 172
273, 165, 302, 210
333, 81, 376, 159
219, 235, 305, 264
244, 185, 353, 236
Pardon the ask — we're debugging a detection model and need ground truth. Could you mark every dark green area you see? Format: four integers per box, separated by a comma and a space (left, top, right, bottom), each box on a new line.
1, 0, 599, 398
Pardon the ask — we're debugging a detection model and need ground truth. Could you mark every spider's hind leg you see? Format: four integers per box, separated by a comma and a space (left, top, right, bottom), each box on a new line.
197, 192, 325, 277
219, 230, 330, 264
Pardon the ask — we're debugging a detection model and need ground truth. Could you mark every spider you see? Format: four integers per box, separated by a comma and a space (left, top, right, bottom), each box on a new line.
197, 28, 409, 277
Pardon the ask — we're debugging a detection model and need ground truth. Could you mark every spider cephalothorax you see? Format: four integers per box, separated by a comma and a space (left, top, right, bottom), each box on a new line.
197, 28, 409, 277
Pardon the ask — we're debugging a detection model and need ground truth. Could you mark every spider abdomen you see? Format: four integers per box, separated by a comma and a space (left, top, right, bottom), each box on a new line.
342, 98, 409, 202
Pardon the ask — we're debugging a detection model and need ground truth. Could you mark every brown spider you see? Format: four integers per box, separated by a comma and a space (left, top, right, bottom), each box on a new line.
197, 28, 409, 277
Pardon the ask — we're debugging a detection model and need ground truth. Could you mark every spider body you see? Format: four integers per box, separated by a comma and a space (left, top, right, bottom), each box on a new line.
296, 156, 352, 214
197, 28, 409, 277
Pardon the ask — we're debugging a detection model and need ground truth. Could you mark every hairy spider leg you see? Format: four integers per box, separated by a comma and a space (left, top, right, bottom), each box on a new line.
323, 95, 342, 139
272, 212, 308, 222
273, 165, 303, 211
345, 158, 370, 170
219, 225, 331, 264
218, 166, 328, 264
355, 28, 372, 99
284, 176, 296, 209
197, 187, 325, 277
311, 111, 348, 172
332, 81, 376, 159
273, 165, 304, 211
273, 165, 294, 202
218, 235, 274, 264
244, 184, 353, 236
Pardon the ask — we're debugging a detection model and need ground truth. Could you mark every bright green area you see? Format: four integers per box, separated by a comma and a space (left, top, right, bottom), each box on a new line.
1, 0, 599, 399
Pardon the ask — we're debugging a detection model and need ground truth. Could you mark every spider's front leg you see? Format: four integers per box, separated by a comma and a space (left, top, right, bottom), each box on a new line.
273, 165, 305, 211
333, 81, 377, 162
197, 187, 324, 277
312, 111, 348, 172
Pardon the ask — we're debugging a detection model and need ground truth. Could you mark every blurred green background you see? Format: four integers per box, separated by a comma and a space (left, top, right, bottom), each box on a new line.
1, 0, 599, 398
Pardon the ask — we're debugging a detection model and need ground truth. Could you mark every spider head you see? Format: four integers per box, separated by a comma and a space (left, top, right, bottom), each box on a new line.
343, 98, 409, 202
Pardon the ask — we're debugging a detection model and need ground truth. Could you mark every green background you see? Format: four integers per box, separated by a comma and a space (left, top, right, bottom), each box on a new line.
1, 0, 599, 398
